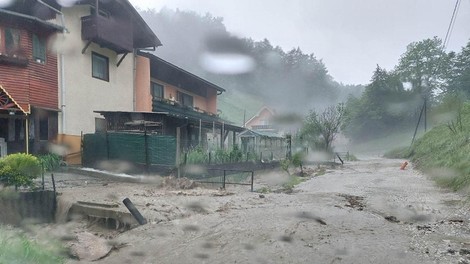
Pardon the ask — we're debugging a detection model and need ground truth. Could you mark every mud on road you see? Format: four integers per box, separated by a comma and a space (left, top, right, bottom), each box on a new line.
46, 159, 470, 263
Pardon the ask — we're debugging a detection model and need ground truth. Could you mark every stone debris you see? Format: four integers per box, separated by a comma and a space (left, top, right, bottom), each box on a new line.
69, 232, 113, 261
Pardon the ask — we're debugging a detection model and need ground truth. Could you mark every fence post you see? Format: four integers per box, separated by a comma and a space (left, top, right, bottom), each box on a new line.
105, 130, 110, 160
41, 163, 45, 190
271, 152, 273, 161
223, 170, 226, 189
176, 127, 181, 178
260, 152, 263, 162
208, 152, 211, 164
251, 171, 254, 192
144, 130, 149, 174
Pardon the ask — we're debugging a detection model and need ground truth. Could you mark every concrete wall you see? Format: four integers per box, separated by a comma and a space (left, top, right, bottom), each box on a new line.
0, 191, 56, 225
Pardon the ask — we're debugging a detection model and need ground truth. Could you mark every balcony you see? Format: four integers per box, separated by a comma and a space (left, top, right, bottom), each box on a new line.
81, 15, 133, 54
152, 98, 221, 123
0, 53, 28, 67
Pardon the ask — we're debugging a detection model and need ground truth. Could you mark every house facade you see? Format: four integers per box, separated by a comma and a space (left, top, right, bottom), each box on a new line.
55, 0, 161, 163
96, 52, 243, 152
0, 1, 64, 155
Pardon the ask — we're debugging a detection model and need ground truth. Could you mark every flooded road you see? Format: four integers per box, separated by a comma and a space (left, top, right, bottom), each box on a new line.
65, 158, 470, 264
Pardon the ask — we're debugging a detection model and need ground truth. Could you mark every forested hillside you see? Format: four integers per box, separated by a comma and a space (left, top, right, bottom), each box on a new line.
138, 8, 362, 124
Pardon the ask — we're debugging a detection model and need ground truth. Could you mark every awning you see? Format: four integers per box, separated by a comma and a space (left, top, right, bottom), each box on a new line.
0, 85, 28, 114
0, 9, 66, 32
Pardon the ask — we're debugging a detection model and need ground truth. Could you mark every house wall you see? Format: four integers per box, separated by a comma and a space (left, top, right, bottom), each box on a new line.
135, 55, 151, 112
246, 108, 273, 129
152, 81, 217, 115
0, 19, 59, 155
56, 6, 136, 163
206, 88, 217, 114
57, 6, 135, 136
0, 22, 58, 113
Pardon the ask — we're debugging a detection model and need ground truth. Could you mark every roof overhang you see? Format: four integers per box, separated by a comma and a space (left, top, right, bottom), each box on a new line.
94, 111, 244, 133
138, 51, 225, 96
0, 8, 66, 33
0, 85, 28, 114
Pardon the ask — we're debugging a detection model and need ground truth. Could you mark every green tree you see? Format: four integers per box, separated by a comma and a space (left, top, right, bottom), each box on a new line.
343, 65, 412, 141
447, 40, 470, 97
395, 37, 450, 98
302, 103, 346, 151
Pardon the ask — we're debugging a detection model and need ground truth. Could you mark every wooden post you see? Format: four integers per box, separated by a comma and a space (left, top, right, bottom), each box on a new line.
220, 122, 225, 149
232, 131, 236, 147
176, 127, 181, 178
198, 119, 202, 146
25, 118, 29, 154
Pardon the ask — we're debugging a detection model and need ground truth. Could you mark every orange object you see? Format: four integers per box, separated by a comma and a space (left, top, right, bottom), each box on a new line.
400, 161, 409, 170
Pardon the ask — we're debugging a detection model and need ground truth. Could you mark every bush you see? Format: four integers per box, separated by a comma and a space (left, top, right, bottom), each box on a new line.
185, 147, 208, 164
0, 153, 42, 188
37, 153, 63, 172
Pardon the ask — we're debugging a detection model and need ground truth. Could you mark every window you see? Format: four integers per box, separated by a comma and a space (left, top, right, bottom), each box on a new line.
177, 91, 194, 108
95, 118, 107, 132
32, 34, 46, 63
92, 52, 109, 81
151, 82, 164, 99
2, 28, 20, 55
39, 117, 48, 141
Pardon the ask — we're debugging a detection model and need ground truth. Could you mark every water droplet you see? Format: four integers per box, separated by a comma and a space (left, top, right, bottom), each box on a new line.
0, 0, 14, 8
200, 34, 256, 75
56, 0, 78, 7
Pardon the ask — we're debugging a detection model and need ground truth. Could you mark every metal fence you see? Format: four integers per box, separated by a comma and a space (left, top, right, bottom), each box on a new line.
182, 167, 255, 191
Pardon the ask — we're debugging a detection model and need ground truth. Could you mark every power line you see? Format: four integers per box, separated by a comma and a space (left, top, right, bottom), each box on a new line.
443, 0, 461, 50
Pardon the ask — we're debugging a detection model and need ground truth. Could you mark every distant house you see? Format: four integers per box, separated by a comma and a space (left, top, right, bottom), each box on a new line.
0, 1, 65, 155
244, 106, 276, 130
95, 52, 244, 151
240, 106, 286, 160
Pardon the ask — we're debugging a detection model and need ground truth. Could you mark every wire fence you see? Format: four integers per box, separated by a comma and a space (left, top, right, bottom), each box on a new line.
182, 167, 254, 191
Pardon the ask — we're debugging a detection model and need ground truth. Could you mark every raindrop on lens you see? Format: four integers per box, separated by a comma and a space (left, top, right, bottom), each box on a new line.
56, 0, 79, 7
0, 0, 14, 8
200, 34, 255, 75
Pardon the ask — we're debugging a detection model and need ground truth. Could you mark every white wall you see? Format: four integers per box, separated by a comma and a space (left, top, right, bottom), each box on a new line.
56, 6, 135, 136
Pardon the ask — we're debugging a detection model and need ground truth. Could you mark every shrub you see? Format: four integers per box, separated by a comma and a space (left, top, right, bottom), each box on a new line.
0, 153, 42, 188
37, 153, 63, 172
185, 147, 208, 164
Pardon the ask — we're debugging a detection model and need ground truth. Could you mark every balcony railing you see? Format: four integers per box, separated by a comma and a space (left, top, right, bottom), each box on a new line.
81, 15, 133, 54
152, 98, 221, 122
0, 53, 28, 67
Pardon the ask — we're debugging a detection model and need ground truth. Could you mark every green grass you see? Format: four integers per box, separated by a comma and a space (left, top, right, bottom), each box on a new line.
281, 175, 306, 192
348, 128, 424, 156
0, 226, 65, 264
218, 90, 265, 126
403, 102, 470, 191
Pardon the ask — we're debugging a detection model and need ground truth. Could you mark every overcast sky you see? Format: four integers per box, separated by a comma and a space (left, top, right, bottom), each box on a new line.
129, 0, 470, 85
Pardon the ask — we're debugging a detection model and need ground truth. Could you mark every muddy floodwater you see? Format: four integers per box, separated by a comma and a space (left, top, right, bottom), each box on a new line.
38, 158, 470, 263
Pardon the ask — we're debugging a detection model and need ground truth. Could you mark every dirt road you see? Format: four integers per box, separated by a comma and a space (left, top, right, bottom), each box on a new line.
62, 158, 470, 264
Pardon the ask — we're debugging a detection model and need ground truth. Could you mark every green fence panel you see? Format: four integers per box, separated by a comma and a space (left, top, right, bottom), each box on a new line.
83, 133, 107, 166
83, 133, 177, 167
148, 135, 176, 166
107, 133, 146, 164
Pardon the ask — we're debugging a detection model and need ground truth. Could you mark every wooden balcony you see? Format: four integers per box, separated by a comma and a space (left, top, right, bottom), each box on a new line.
152, 98, 221, 123
81, 15, 133, 54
